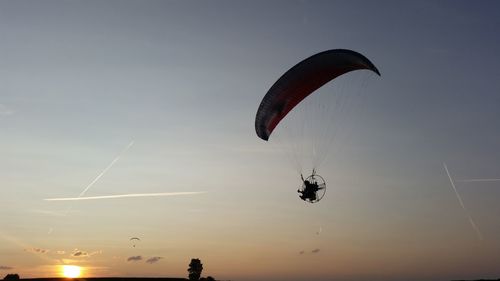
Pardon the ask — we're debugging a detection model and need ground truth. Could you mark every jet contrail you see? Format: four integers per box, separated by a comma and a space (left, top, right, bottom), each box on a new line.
78, 140, 134, 198
316, 226, 322, 235
456, 178, 500, 182
46, 141, 135, 233
443, 162, 483, 241
45, 191, 206, 201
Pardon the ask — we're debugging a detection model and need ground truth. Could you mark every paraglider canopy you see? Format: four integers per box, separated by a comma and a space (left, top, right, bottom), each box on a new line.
255, 48, 380, 203
130, 237, 140, 247
255, 49, 380, 141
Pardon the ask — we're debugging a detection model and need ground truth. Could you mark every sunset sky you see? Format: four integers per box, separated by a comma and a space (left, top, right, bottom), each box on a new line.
1, 1, 500, 281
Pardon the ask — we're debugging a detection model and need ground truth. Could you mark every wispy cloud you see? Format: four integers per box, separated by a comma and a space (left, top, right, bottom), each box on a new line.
443, 163, 483, 241
71, 249, 102, 257
45, 191, 206, 201
299, 249, 320, 255
0, 104, 14, 116
127, 256, 142, 262
0, 266, 13, 270
25, 248, 49, 254
72, 250, 89, 257
1, 231, 53, 263
28, 209, 68, 217
146, 257, 163, 264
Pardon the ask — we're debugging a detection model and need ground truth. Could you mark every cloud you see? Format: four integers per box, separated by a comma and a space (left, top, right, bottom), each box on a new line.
298, 251, 305, 255
72, 249, 89, 257
0, 266, 13, 270
127, 256, 142, 262
71, 249, 101, 257
25, 248, 49, 254
56, 251, 66, 255
146, 257, 163, 264
311, 248, 320, 254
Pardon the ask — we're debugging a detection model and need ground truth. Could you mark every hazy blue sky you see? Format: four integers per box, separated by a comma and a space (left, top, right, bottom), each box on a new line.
1, 1, 500, 281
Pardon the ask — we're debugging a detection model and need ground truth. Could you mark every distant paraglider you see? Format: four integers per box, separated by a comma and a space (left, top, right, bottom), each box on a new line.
255, 49, 380, 203
130, 237, 140, 248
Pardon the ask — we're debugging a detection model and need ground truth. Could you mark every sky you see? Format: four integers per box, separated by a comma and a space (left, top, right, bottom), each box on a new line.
1, 1, 500, 281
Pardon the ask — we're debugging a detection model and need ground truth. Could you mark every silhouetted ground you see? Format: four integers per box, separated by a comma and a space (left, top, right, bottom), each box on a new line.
19, 277, 188, 281
452, 279, 500, 281
16, 277, 499, 281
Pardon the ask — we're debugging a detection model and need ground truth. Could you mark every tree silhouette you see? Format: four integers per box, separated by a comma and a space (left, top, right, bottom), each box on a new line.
187, 258, 203, 281
3, 274, 19, 280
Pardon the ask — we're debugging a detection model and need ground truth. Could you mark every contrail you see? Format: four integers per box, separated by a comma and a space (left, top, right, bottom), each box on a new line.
45, 191, 206, 201
45, 141, 135, 234
443, 162, 483, 241
456, 178, 500, 182
78, 140, 134, 198
316, 226, 322, 235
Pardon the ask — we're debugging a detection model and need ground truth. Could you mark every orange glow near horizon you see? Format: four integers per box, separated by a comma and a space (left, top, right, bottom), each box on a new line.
61, 265, 82, 278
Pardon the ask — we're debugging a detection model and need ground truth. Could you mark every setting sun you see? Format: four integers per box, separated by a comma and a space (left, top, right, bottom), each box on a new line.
61, 265, 82, 278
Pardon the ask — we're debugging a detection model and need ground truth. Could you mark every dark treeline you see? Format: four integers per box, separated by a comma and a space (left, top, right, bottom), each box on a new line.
452, 279, 500, 281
